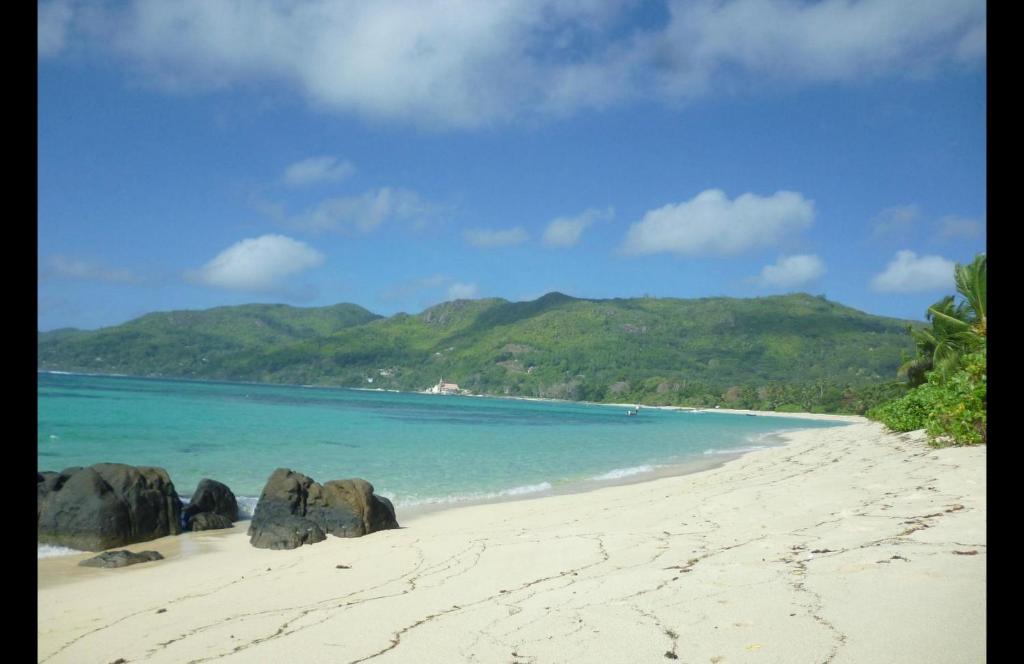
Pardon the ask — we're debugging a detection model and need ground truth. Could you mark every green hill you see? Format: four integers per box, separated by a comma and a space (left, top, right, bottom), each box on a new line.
37, 293, 918, 412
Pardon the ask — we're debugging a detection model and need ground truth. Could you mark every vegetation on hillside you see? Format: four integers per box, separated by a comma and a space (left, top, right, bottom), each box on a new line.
38, 293, 917, 414
868, 254, 987, 445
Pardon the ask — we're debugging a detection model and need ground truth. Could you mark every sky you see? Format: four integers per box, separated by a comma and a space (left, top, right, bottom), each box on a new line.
37, 0, 987, 331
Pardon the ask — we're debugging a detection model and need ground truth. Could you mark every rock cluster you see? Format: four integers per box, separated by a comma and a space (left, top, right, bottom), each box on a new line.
248, 468, 399, 550
37, 463, 396, 556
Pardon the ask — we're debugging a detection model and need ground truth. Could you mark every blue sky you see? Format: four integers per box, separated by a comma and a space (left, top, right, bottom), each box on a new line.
38, 0, 986, 331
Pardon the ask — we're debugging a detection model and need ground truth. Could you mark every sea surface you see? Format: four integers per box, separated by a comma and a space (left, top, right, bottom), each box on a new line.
38, 372, 843, 556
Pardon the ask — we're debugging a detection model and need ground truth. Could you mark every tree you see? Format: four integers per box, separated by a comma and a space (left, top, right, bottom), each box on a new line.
900, 253, 986, 385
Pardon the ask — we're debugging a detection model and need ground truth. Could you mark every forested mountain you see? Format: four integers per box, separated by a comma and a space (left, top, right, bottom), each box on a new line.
38, 293, 917, 412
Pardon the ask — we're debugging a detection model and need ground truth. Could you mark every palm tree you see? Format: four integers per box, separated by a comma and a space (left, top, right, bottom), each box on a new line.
927, 253, 986, 341
904, 253, 986, 384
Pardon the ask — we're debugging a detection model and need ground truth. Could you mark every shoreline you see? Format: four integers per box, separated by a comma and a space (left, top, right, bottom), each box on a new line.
39, 420, 985, 663
38, 421, 848, 564
38, 426, 811, 582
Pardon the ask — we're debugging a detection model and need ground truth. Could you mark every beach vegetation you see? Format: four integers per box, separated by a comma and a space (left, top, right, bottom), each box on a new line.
868, 254, 986, 446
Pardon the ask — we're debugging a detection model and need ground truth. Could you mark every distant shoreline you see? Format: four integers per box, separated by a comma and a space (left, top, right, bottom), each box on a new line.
37, 369, 864, 422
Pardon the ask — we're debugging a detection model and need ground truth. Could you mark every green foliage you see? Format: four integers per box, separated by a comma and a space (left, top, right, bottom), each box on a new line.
867, 384, 938, 432
868, 349, 986, 446
922, 349, 986, 446
38, 293, 918, 414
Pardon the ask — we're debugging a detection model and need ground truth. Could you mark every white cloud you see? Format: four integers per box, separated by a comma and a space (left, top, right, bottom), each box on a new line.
277, 187, 440, 234
871, 250, 955, 293
283, 156, 355, 187
622, 189, 814, 256
543, 207, 613, 248
49, 0, 985, 128
465, 227, 529, 248
756, 254, 826, 288
187, 234, 324, 292
447, 282, 479, 300
936, 215, 984, 241
38, 0, 74, 57
870, 205, 921, 238
42, 255, 138, 283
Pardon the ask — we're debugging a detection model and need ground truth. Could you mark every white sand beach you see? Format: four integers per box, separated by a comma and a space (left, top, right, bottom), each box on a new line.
38, 419, 985, 663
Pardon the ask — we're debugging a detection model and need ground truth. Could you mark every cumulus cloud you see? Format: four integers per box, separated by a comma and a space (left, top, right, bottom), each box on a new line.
936, 215, 984, 241
42, 255, 139, 283
464, 227, 529, 248
447, 282, 479, 300
186, 234, 324, 292
870, 205, 921, 238
622, 189, 814, 256
870, 250, 955, 293
543, 207, 613, 248
755, 254, 826, 288
283, 156, 355, 187
45, 0, 986, 128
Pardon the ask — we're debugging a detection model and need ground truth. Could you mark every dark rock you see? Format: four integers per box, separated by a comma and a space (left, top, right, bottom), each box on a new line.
188, 512, 235, 531
78, 549, 164, 568
183, 478, 239, 524
248, 468, 398, 549
38, 463, 182, 551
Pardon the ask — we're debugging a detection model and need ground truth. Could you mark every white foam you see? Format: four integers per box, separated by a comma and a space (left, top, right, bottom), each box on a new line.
235, 496, 259, 519
383, 481, 554, 508
703, 445, 768, 456
590, 465, 656, 481
38, 544, 83, 559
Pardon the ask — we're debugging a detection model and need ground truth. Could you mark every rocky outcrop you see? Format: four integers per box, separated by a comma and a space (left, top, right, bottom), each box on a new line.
78, 550, 164, 568
182, 478, 239, 531
248, 468, 399, 550
37, 464, 182, 552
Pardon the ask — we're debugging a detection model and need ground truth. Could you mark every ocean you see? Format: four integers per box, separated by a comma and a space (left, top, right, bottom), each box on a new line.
38, 372, 843, 556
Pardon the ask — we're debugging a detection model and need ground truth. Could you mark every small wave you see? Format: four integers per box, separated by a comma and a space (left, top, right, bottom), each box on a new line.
383, 482, 554, 508
235, 496, 259, 519
590, 465, 656, 481
703, 445, 768, 456
38, 544, 83, 559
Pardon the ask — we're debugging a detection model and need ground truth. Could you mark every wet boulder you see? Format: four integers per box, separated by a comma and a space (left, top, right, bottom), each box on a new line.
37, 463, 182, 552
188, 512, 235, 531
78, 550, 164, 568
248, 468, 398, 550
183, 478, 239, 528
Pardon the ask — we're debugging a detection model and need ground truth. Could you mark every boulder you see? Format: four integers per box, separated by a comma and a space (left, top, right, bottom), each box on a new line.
78, 550, 164, 568
183, 478, 239, 525
37, 464, 182, 552
188, 512, 234, 531
248, 468, 398, 550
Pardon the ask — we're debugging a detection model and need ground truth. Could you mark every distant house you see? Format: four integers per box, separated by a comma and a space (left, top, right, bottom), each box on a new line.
428, 378, 461, 395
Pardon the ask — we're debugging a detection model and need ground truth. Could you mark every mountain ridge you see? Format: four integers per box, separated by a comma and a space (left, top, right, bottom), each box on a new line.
38, 292, 918, 412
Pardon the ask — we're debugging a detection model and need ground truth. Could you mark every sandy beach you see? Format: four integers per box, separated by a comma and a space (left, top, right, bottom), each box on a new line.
38, 418, 985, 663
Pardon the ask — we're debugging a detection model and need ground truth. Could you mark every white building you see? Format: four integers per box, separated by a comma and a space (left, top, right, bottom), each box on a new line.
428, 378, 461, 395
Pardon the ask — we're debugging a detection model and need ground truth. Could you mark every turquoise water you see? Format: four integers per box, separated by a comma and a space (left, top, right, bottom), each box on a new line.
38, 372, 842, 516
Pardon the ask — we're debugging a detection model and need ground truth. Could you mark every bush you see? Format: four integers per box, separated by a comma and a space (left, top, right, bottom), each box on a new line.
868, 349, 986, 446
867, 383, 939, 432
924, 349, 986, 446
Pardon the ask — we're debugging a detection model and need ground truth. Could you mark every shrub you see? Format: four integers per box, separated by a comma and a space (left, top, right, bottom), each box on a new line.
867, 383, 939, 432
868, 348, 985, 446
924, 349, 986, 446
